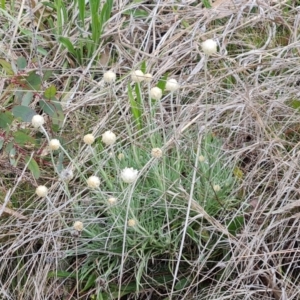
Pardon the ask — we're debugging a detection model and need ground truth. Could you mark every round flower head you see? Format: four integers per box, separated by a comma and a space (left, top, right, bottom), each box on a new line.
49, 139, 60, 151
108, 197, 117, 205
73, 221, 83, 231
87, 176, 100, 189
102, 130, 116, 146
120, 167, 139, 183
31, 115, 45, 129
213, 184, 221, 192
103, 70, 116, 83
201, 39, 217, 55
198, 155, 205, 162
118, 153, 125, 160
36, 185, 48, 197
83, 134, 95, 145
144, 73, 153, 83
165, 78, 179, 92
151, 148, 163, 158
128, 219, 136, 227
150, 87, 162, 100
131, 70, 144, 83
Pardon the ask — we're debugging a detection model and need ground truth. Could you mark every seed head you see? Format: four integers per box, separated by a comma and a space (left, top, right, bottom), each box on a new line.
213, 184, 221, 192
49, 139, 60, 151
165, 78, 179, 92
87, 176, 100, 189
131, 70, 145, 82
150, 87, 162, 100
103, 71, 116, 83
201, 39, 217, 55
151, 148, 163, 158
108, 197, 117, 205
83, 134, 95, 145
144, 73, 153, 83
31, 115, 45, 128
128, 219, 136, 227
73, 221, 83, 231
36, 185, 48, 197
102, 130, 116, 146
198, 155, 205, 162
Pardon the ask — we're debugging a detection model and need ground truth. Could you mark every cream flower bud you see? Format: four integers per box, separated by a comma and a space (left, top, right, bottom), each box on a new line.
151, 148, 163, 158
131, 70, 144, 82
102, 130, 116, 146
198, 155, 205, 162
165, 78, 179, 92
201, 39, 217, 55
128, 219, 136, 227
213, 184, 221, 192
83, 134, 95, 145
150, 87, 162, 100
144, 73, 153, 83
49, 139, 60, 150
73, 221, 83, 231
118, 153, 125, 160
31, 115, 45, 128
120, 167, 139, 183
87, 176, 100, 188
108, 197, 117, 205
103, 71, 116, 83
36, 185, 48, 197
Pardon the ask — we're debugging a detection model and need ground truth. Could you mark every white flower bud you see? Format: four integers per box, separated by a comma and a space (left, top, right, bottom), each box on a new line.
198, 155, 205, 162
128, 219, 136, 227
31, 115, 45, 128
49, 139, 60, 150
201, 39, 217, 55
102, 130, 116, 146
120, 167, 139, 183
144, 73, 153, 83
165, 78, 179, 92
73, 221, 83, 231
131, 70, 144, 82
83, 134, 95, 145
108, 197, 117, 205
213, 184, 221, 192
87, 176, 100, 189
151, 148, 163, 158
150, 87, 162, 100
36, 185, 48, 197
118, 153, 125, 160
103, 71, 116, 83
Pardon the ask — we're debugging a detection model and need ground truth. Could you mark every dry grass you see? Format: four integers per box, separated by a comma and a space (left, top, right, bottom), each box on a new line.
1, 0, 300, 299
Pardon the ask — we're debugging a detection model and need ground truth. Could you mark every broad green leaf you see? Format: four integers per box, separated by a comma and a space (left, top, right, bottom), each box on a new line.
22, 91, 33, 106
0, 59, 14, 75
11, 105, 36, 122
44, 85, 57, 99
52, 110, 65, 127
0, 111, 14, 129
83, 273, 97, 291
201, 0, 212, 8
25, 156, 40, 179
13, 130, 35, 146
39, 100, 56, 117
43, 70, 53, 81
25, 71, 42, 90
16, 56, 27, 70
